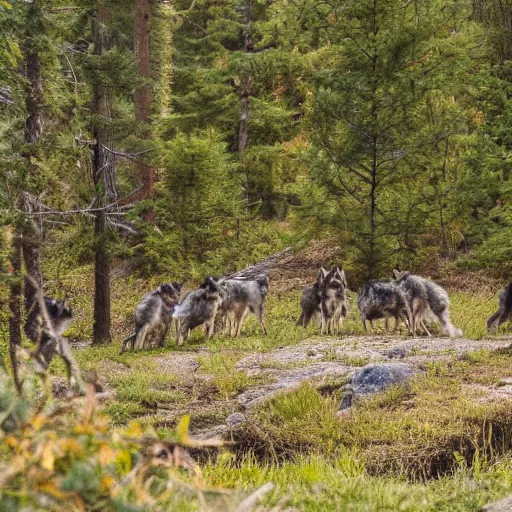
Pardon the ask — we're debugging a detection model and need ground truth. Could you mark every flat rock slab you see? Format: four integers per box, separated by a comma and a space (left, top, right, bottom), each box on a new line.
237, 362, 354, 408
234, 336, 512, 409
236, 336, 512, 370
465, 382, 512, 404
483, 495, 512, 511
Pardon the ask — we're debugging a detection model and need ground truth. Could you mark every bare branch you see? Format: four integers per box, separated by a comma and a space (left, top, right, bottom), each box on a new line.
18, 185, 143, 217
100, 144, 153, 163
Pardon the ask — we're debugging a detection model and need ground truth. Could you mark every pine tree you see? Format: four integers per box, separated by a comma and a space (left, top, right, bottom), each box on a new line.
302, 0, 482, 276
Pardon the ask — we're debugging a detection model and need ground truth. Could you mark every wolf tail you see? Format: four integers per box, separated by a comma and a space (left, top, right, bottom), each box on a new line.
498, 283, 512, 327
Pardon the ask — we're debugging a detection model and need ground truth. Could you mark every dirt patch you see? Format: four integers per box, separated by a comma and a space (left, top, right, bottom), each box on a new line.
154, 352, 202, 376
268, 239, 342, 293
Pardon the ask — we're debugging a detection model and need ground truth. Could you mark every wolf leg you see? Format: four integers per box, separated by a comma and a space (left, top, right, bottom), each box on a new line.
235, 307, 249, 337
256, 304, 268, 336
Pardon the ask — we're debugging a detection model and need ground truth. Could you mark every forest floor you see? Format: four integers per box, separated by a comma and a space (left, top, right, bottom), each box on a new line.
37, 247, 512, 511
62, 306, 512, 511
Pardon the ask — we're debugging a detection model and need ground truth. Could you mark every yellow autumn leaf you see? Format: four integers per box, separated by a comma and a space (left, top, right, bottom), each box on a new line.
100, 475, 116, 493
31, 415, 45, 431
116, 449, 133, 474
125, 421, 143, 438
41, 443, 55, 472
176, 415, 190, 443
38, 482, 74, 500
1, 1, 12, 9
5, 435, 18, 448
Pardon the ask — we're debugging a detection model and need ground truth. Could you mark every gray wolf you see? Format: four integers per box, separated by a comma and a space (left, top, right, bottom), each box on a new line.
487, 283, 512, 331
357, 280, 413, 333
173, 276, 222, 344
217, 275, 269, 336
297, 267, 327, 329
44, 298, 74, 335
121, 282, 183, 353
392, 270, 431, 335
321, 266, 349, 334
27, 295, 84, 394
393, 270, 462, 337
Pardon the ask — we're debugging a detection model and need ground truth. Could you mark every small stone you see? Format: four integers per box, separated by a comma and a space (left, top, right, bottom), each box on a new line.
386, 348, 408, 359
226, 412, 246, 428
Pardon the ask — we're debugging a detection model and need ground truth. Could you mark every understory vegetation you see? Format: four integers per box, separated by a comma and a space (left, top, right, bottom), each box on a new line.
4, 279, 512, 510
4, 0, 512, 509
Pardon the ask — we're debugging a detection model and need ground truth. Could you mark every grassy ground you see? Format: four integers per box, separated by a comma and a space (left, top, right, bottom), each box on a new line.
4, 266, 512, 510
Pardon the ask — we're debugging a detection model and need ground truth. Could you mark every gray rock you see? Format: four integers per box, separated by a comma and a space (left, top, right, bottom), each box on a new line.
483, 495, 512, 512
226, 412, 246, 428
192, 424, 229, 441
340, 363, 418, 409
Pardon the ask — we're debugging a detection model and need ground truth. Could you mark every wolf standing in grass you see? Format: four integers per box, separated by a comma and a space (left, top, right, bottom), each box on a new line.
121, 282, 183, 353
217, 275, 269, 336
357, 280, 413, 333
321, 267, 349, 334
393, 271, 462, 338
173, 276, 222, 344
487, 283, 512, 331
297, 267, 328, 329
392, 270, 431, 335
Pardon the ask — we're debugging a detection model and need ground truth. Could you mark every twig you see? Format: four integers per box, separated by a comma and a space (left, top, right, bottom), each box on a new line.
221, 247, 292, 281
18, 185, 142, 217
235, 483, 274, 512
63, 52, 78, 84
100, 144, 153, 162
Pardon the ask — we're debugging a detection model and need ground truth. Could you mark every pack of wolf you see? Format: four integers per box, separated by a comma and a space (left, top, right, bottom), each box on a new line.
40, 269, 512, 354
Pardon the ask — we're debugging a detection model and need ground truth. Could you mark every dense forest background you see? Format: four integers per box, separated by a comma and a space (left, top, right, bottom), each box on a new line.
2, 0, 512, 343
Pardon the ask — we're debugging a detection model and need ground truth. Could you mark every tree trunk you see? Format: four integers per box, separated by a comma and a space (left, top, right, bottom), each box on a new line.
91, 6, 115, 345
134, 0, 155, 223
21, 2, 44, 342
8, 235, 22, 393
238, 0, 252, 199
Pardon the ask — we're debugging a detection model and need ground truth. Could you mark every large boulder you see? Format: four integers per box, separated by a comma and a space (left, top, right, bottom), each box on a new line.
339, 363, 419, 410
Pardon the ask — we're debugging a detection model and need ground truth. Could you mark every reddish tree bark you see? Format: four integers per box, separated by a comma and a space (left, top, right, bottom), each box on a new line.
91, 6, 115, 345
134, 0, 155, 223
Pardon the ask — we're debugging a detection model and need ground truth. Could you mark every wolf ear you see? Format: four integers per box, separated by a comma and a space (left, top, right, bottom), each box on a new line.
338, 268, 347, 287
206, 276, 218, 291
392, 269, 401, 279
317, 267, 328, 283
172, 282, 183, 293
